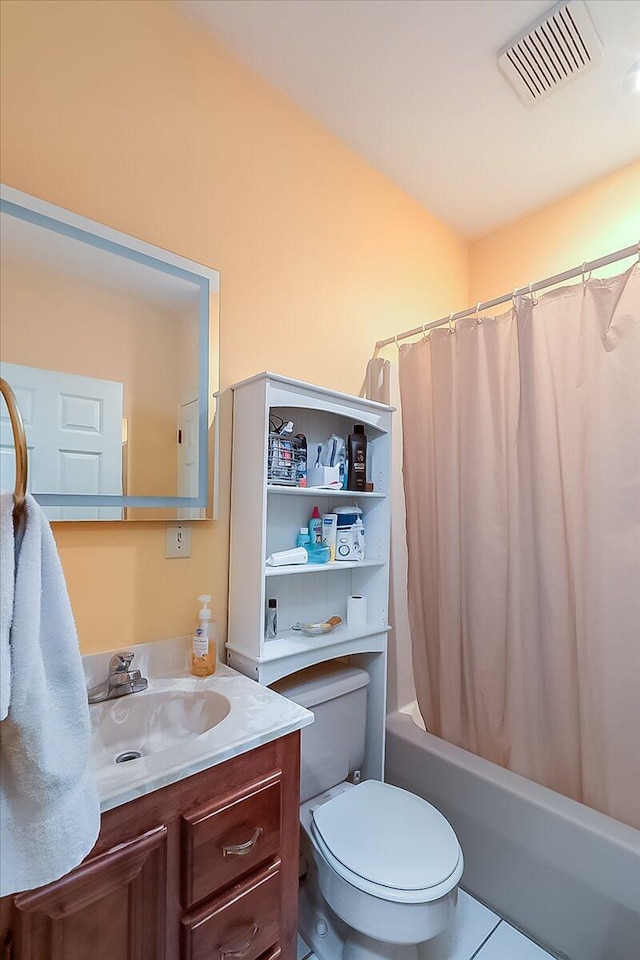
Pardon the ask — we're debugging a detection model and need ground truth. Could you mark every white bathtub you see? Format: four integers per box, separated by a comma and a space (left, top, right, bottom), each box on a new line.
385, 705, 640, 960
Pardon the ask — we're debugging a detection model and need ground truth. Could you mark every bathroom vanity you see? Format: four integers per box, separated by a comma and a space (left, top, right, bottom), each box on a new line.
0, 643, 313, 960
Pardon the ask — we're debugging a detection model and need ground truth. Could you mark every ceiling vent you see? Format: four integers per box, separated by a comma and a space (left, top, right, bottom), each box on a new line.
498, 0, 603, 107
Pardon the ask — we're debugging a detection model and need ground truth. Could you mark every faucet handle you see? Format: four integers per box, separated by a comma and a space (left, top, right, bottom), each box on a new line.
109, 652, 135, 674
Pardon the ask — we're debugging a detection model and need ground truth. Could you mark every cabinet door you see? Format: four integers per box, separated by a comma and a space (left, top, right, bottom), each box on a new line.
12, 826, 167, 960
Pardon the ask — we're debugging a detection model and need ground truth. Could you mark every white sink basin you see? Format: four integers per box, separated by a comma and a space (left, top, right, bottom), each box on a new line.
90, 687, 231, 768
83, 642, 314, 813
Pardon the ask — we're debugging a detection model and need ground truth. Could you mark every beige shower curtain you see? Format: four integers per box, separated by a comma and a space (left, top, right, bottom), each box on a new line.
398, 265, 640, 829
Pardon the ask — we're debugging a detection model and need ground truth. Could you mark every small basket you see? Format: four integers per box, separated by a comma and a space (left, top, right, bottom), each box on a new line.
267, 433, 305, 486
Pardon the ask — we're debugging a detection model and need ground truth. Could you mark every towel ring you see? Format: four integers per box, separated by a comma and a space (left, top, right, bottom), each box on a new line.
0, 377, 28, 520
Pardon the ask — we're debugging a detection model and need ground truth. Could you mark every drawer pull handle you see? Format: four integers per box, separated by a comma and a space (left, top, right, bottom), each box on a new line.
222, 827, 263, 857
220, 923, 259, 959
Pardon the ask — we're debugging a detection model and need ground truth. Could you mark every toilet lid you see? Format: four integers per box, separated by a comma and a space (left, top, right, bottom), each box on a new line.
311, 780, 461, 892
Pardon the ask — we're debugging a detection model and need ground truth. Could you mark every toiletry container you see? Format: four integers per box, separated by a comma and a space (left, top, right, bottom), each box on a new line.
273, 662, 463, 960
307, 542, 331, 564
265, 598, 278, 639
297, 527, 311, 549
333, 506, 365, 561
296, 434, 308, 487
265, 547, 308, 566
347, 424, 367, 492
191, 594, 216, 677
322, 514, 338, 561
309, 505, 323, 544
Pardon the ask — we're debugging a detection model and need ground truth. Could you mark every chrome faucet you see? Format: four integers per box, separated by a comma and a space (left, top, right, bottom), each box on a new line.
87, 652, 148, 704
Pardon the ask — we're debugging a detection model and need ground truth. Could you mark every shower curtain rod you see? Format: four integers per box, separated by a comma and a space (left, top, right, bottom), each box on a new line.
374, 241, 639, 355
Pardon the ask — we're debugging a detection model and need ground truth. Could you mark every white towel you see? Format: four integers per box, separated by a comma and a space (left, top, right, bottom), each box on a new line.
0, 494, 100, 896
0, 494, 14, 721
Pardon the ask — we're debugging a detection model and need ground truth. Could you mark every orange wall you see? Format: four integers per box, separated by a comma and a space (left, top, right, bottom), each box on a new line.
469, 160, 640, 304
0, 0, 467, 652
3, 1, 634, 657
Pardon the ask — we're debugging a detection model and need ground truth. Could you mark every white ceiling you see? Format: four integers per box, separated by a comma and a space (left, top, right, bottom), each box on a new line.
179, 0, 640, 238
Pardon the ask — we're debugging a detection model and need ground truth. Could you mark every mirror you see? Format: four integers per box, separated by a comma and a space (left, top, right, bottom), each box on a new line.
0, 186, 219, 520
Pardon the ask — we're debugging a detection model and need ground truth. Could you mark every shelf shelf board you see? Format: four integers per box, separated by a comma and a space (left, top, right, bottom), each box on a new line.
265, 558, 385, 577
259, 623, 390, 662
226, 624, 390, 684
266, 485, 386, 499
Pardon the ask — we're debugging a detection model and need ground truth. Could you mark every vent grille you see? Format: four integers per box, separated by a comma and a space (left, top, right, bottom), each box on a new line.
498, 0, 603, 107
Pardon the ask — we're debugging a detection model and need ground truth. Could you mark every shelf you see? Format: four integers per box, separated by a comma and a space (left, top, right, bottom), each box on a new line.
226, 624, 390, 684
260, 623, 390, 662
264, 559, 385, 577
266, 485, 386, 499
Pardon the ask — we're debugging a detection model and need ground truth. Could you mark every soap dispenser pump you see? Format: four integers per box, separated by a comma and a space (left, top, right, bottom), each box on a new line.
191, 594, 216, 677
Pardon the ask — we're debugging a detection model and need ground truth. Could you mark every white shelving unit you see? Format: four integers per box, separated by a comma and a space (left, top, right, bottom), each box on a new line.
227, 372, 394, 782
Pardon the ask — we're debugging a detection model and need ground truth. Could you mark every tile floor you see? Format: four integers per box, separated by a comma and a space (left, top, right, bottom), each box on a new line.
297, 889, 557, 960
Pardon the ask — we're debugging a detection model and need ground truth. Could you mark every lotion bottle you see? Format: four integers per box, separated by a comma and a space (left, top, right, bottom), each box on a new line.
191, 594, 216, 677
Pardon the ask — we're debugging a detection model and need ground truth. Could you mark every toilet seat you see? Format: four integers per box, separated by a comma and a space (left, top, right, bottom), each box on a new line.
310, 780, 463, 905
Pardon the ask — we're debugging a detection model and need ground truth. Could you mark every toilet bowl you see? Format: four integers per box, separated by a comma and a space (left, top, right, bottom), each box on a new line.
272, 662, 463, 959
300, 780, 463, 956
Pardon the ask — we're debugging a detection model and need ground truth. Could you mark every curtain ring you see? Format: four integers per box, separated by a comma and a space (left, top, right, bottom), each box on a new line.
394, 332, 401, 352
528, 282, 538, 306
636, 240, 639, 264
476, 300, 483, 324
421, 321, 430, 341
512, 287, 519, 307
448, 311, 456, 334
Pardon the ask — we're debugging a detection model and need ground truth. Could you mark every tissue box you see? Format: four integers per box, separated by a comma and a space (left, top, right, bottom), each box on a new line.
307, 464, 341, 489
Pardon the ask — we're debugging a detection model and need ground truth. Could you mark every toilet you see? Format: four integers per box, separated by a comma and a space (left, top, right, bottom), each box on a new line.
273, 663, 463, 960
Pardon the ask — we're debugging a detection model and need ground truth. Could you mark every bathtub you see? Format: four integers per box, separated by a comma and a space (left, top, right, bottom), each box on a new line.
385, 704, 640, 960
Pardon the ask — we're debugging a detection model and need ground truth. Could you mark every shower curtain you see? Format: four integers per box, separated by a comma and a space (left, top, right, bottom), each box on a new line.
396, 265, 640, 829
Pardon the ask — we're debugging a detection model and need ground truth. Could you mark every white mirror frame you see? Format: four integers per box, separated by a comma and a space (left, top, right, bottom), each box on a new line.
0, 184, 220, 518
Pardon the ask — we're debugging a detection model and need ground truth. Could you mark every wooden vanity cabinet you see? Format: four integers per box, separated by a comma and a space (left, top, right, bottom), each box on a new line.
0, 733, 300, 960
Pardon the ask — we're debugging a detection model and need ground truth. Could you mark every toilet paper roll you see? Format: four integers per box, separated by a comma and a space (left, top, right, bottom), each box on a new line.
347, 595, 368, 633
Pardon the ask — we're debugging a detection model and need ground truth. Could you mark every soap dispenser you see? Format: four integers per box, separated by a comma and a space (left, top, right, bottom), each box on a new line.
191, 594, 216, 677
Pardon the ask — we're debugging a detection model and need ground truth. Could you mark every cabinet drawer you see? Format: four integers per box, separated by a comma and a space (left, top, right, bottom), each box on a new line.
181, 860, 280, 960
182, 776, 281, 907
258, 948, 281, 960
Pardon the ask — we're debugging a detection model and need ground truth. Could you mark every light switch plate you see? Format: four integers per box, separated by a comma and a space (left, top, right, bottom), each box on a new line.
165, 522, 192, 558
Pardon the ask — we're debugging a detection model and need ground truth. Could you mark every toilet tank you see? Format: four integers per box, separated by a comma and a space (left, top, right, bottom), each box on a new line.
272, 662, 369, 803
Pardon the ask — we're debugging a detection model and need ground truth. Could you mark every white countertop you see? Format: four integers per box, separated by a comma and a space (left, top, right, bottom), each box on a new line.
84, 637, 313, 813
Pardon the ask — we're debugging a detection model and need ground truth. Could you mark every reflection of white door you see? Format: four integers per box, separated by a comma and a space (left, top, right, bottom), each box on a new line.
0, 362, 123, 520
177, 397, 200, 519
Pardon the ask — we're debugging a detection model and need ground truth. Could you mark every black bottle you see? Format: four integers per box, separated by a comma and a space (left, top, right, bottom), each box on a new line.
347, 424, 367, 491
